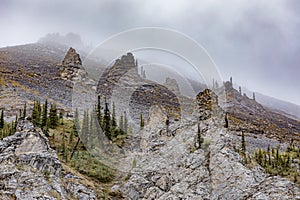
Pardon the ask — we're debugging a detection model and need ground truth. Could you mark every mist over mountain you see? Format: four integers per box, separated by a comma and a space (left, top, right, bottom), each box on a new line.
241, 87, 300, 120
38, 32, 92, 53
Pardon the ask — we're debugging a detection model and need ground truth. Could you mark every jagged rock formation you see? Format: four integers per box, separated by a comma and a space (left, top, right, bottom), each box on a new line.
96, 53, 181, 125
62, 47, 82, 66
60, 47, 87, 82
0, 119, 97, 199
195, 89, 221, 120
114, 89, 300, 199
164, 77, 180, 94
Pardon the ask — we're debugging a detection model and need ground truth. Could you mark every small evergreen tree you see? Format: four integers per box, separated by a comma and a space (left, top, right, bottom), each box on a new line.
140, 113, 144, 129
103, 99, 111, 139
0, 110, 4, 129
32, 100, 41, 126
49, 104, 59, 129
224, 112, 229, 128
111, 102, 117, 128
41, 99, 48, 128
23, 103, 27, 118
241, 131, 247, 163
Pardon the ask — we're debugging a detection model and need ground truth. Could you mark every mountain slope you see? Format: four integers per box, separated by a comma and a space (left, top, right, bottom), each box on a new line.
113, 90, 300, 199
221, 81, 300, 144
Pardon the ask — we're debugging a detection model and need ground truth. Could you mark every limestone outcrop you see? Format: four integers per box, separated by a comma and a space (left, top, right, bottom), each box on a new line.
0, 119, 96, 199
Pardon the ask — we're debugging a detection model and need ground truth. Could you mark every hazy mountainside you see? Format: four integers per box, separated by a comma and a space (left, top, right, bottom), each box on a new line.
0, 43, 71, 117
1, 45, 300, 199
0, 43, 98, 120
236, 86, 300, 120
38, 32, 93, 53
222, 81, 300, 144
256, 93, 300, 120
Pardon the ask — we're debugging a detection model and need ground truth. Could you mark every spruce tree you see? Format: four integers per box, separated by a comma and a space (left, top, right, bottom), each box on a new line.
41, 99, 48, 128
140, 113, 144, 129
0, 110, 4, 129
166, 115, 170, 135
23, 103, 27, 118
103, 99, 111, 139
224, 112, 229, 128
111, 102, 117, 128
49, 104, 58, 129
241, 131, 247, 163
241, 131, 246, 153
32, 100, 41, 126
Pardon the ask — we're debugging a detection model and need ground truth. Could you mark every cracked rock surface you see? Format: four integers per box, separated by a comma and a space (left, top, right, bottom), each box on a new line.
0, 119, 96, 200
117, 90, 300, 200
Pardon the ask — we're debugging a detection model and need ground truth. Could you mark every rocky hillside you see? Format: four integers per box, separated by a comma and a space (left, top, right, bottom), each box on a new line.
0, 43, 72, 118
221, 81, 300, 145
0, 119, 98, 199
0, 43, 98, 120
112, 89, 300, 199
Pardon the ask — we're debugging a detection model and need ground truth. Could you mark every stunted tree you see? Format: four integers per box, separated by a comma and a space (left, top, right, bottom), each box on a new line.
111, 102, 117, 128
41, 99, 48, 128
166, 115, 170, 136
23, 103, 27, 118
239, 86, 242, 95
103, 99, 111, 139
0, 110, 4, 129
49, 103, 59, 129
241, 131, 247, 163
119, 114, 124, 132
140, 113, 144, 129
32, 100, 41, 126
253, 92, 256, 101
224, 112, 229, 128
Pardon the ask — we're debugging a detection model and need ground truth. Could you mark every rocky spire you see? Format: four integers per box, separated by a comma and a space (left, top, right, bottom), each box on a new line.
60, 47, 87, 81
62, 47, 82, 66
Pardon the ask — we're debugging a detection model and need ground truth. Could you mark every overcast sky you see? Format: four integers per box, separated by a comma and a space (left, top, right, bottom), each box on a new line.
1, 0, 299, 105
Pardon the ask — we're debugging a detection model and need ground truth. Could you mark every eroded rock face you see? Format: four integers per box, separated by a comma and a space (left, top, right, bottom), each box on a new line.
62, 47, 82, 66
0, 119, 96, 199
96, 53, 181, 126
60, 47, 87, 82
116, 89, 300, 200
